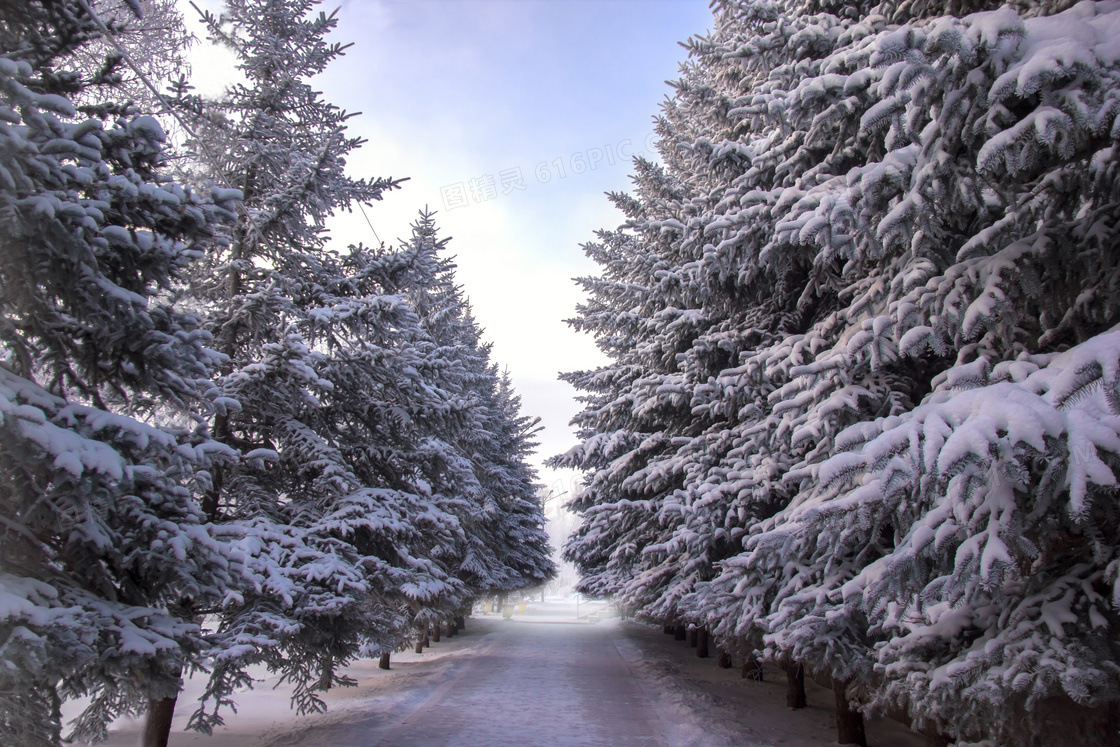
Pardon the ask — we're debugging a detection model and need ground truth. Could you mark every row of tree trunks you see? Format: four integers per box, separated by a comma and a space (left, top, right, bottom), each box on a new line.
668, 636, 867, 747
655, 633, 869, 746
666, 623, 710, 658
399, 614, 472, 669
793, 662, 867, 747
412, 615, 465, 655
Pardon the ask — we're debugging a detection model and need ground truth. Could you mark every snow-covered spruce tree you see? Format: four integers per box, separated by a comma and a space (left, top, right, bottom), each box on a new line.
65, 0, 193, 117
483, 369, 555, 595
552, 165, 723, 625
388, 213, 553, 636
165, 0, 409, 733
396, 214, 496, 626
695, 3, 1120, 742
297, 229, 474, 667
0, 2, 240, 744
561, 0, 1120, 742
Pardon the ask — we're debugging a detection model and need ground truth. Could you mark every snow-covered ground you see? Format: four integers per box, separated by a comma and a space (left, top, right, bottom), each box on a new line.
612, 618, 926, 747
75, 599, 924, 746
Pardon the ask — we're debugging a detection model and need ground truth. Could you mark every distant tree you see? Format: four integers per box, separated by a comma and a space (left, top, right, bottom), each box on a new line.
391, 213, 554, 635
485, 370, 555, 594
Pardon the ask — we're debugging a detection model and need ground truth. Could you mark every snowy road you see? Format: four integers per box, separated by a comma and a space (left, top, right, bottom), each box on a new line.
80, 600, 924, 747
376, 617, 667, 747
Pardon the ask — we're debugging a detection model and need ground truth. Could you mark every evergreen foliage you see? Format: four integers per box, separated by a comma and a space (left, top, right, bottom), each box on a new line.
164, 0, 409, 727
0, 1, 239, 743
170, 0, 552, 731
1, 0, 553, 743
67, 0, 193, 116
558, 0, 1120, 741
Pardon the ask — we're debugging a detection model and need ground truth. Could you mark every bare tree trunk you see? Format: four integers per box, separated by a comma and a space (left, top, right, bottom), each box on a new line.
717, 650, 732, 669
379, 653, 390, 670
142, 696, 177, 747
446, 621, 456, 638
455, 615, 465, 631
787, 661, 807, 709
696, 628, 709, 658
742, 651, 764, 681
833, 678, 866, 746
674, 624, 686, 641
688, 627, 698, 647
414, 627, 425, 654
664, 625, 674, 635
432, 624, 440, 643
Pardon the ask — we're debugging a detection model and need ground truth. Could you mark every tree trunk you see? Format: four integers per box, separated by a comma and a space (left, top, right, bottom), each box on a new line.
455, 615, 465, 631
414, 627, 426, 654
833, 678, 866, 746
717, 650, 732, 669
142, 696, 177, 747
379, 653, 390, 670
664, 625, 674, 635
696, 628, 709, 658
432, 624, 440, 643
743, 651, 764, 681
688, 627, 698, 647
674, 624, 686, 641
446, 621, 456, 638
786, 661, 806, 709
201, 463, 223, 521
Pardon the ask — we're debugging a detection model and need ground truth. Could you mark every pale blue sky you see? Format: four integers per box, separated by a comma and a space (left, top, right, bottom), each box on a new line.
184, 0, 713, 494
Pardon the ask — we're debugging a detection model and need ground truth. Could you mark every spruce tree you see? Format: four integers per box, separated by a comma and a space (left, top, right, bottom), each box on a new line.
389, 213, 554, 635
66, 0, 193, 116
561, 0, 1120, 741
167, 0, 410, 733
0, 2, 238, 744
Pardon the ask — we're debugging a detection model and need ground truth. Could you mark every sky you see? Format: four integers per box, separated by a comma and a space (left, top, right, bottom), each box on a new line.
180, 0, 714, 498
